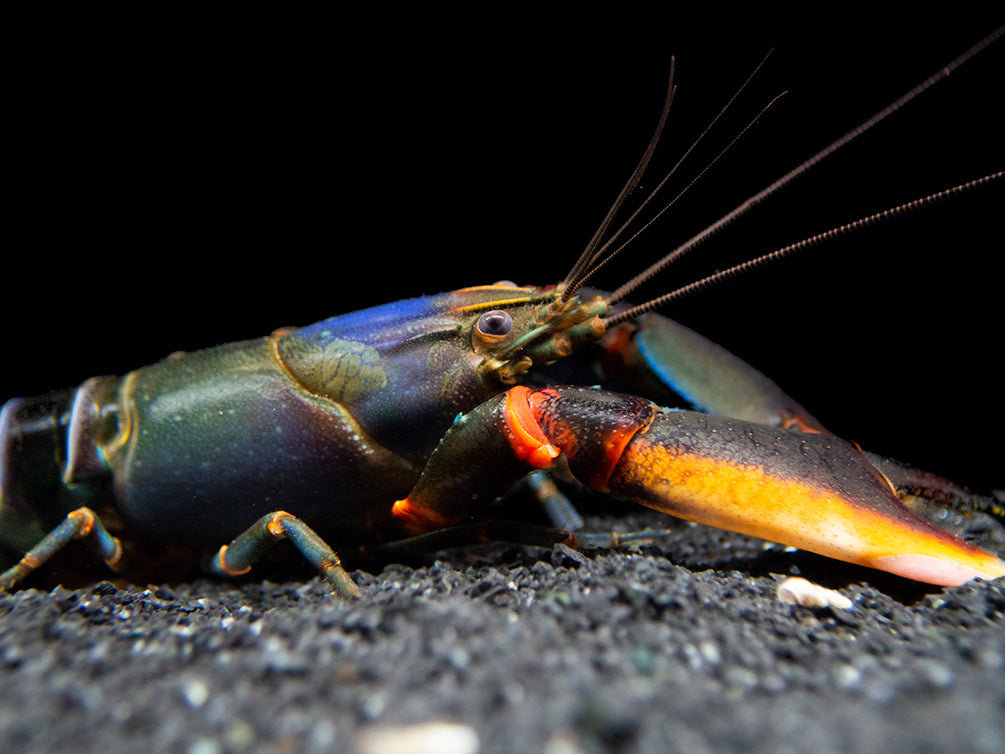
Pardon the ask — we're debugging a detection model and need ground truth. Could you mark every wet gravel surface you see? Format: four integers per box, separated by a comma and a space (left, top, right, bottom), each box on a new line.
1, 507, 1003, 754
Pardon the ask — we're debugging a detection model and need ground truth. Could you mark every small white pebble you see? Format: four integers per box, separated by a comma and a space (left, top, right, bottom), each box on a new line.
777, 577, 853, 610
187, 737, 221, 754
356, 722, 479, 754
181, 679, 210, 708
834, 663, 862, 689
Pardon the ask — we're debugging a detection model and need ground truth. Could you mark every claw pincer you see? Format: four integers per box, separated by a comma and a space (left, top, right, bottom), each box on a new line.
396, 385, 1005, 587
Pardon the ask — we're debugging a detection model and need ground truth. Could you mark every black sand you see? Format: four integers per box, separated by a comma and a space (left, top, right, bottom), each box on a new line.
2, 505, 1002, 754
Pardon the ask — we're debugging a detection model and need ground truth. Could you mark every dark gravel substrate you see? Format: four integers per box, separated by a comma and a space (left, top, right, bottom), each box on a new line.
1, 505, 1002, 754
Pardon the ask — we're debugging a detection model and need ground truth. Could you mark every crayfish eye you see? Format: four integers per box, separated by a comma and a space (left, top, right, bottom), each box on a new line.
476, 310, 513, 343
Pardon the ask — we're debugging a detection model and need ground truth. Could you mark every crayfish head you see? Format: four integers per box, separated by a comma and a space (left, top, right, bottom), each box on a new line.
460, 284, 608, 386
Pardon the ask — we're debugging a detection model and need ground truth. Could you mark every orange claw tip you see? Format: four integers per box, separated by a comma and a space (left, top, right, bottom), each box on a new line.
869, 552, 1005, 587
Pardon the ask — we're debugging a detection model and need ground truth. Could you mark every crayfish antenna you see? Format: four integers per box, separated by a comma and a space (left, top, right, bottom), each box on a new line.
563, 51, 776, 300
604, 27, 1003, 313
603, 171, 1004, 326
563, 57, 677, 299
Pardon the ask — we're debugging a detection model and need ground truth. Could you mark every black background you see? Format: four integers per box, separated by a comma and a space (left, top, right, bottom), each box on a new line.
7, 15, 1002, 490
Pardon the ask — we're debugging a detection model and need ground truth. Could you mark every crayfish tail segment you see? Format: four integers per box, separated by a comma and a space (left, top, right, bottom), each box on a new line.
396, 385, 1004, 586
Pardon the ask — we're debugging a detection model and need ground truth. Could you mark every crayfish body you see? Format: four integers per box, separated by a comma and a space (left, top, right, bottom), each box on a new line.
1, 283, 1002, 594
3, 31, 1004, 595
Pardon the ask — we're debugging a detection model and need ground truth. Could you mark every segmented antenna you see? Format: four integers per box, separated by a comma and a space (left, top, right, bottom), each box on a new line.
562, 51, 775, 301
605, 26, 1003, 310
569, 91, 787, 296
603, 171, 1003, 326
561, 58, 677, 301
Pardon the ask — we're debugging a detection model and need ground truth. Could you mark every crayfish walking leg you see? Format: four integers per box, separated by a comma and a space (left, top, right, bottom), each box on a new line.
393, 386, 1005, 587
211, 511, 361, 598
0, 507, 123, 591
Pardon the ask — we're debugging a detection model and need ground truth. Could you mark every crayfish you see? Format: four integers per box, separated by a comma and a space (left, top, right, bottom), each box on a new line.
2, 30, 1002, 598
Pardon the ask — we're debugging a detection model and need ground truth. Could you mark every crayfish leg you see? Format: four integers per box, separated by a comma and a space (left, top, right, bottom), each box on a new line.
210, 511, 361, 599
0, 507, 123, 591
525, 470, 585, 531
357, 518, 672, 564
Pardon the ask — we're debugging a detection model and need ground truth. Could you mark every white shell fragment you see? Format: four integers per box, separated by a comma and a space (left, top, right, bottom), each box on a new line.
777, 577, 854, 610
356, 722, 480, 754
